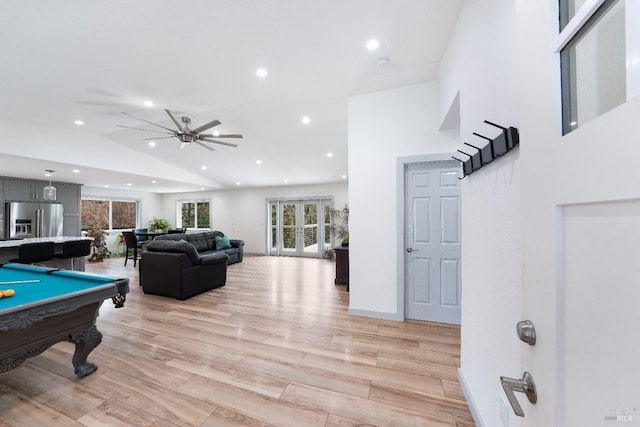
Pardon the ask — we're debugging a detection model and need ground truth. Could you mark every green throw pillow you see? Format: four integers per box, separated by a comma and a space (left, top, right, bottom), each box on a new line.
215, 235, 232, 250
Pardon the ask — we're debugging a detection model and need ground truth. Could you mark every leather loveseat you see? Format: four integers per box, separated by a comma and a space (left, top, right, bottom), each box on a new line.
140, 239, 228, 300
153, 231, 244, 264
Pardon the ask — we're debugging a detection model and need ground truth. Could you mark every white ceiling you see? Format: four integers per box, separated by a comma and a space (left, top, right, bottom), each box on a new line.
0, 0, 463, 193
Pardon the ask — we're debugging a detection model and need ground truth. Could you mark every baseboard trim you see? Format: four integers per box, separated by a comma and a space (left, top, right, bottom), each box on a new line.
458, 367, 485, 427
347, 308, 404, 321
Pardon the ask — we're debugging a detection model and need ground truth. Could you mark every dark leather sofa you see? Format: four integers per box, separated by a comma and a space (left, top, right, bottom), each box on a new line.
153, 231, 244, 264
140, 239, 228, 300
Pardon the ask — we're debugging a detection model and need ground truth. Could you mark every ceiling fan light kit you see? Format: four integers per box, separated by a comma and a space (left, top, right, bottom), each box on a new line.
118, 109, 243, 152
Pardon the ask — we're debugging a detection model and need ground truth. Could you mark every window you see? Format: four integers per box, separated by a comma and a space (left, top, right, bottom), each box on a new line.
558, 0, 627, 134
81, 198, 138, 230
176, 199, 211, 229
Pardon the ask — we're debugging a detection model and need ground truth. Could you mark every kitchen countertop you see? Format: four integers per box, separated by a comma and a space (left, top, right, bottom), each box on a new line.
0, 236, 91, 249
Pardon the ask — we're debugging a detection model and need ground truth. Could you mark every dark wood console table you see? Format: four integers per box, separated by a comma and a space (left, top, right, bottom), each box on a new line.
334, 246, 349, 291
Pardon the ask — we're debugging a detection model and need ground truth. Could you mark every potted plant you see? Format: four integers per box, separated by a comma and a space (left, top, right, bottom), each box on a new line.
86, 227, 111, 263
323, 203, 349, 258
148, 217, 170, 233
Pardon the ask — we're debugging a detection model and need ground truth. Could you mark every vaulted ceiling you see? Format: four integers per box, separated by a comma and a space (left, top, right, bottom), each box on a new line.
0, 0, 463, 193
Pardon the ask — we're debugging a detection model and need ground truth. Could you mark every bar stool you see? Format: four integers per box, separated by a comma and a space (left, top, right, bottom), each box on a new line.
54, 239, 92, 270
11, 242, 56, 265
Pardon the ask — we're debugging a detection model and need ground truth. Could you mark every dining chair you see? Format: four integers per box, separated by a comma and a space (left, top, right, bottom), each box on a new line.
122, 231, 144, 267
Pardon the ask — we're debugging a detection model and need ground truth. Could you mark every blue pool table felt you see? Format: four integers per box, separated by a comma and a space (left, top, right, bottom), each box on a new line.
0, 263, 116, 310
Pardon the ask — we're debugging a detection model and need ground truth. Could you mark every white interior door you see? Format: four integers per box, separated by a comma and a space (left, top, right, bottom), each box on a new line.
405, 161, 461, 324
515, 2, 640, 425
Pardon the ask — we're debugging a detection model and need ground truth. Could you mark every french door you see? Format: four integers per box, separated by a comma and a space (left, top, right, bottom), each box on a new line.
268, 199, 331, 258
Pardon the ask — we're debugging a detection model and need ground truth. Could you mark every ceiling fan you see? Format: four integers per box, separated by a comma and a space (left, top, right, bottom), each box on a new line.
117, 109, 242, 151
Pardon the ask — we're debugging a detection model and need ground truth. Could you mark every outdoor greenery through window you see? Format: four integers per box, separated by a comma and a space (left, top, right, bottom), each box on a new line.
81, 198, 138, 231
177, 199, 210, 229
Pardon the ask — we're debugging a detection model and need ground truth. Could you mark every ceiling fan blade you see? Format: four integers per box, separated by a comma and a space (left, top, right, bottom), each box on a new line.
214, 134, 243, 139
195, 141, 216, 152
117, 124, 174, 135
200, 137, 238, 148
122, 112, 175, 132
143, 136, 175, 140
165, 109, 186, 132
191, 119, 221, 134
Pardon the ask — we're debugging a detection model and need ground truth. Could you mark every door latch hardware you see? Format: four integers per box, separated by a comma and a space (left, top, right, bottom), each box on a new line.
500, 371, 537, 417
406, 248, 413, 253
516, 320, 536, 345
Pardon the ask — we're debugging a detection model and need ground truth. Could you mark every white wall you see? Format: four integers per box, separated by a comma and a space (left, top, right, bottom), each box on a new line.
159, 182, 348, 254
436, 0, 522, 426
347, 82, 459, 319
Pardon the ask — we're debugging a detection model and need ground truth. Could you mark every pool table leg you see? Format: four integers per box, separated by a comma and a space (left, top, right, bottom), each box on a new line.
68, 323, 103, 378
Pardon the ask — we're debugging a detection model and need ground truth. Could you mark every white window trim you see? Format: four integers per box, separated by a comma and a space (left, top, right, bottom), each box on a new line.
175, 198, 212, 230
81, 195, 141, 231
554, 0, 607, 52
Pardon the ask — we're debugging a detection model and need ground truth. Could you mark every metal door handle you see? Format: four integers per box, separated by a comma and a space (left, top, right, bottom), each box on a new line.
406, 248, 412, 252
500, 371, 537, 417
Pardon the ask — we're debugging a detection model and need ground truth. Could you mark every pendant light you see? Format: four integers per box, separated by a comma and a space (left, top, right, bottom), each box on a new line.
43, 169, 56, 200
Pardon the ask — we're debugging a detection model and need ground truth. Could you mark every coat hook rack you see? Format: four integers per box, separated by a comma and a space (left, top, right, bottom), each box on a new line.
452, 120, 519, 179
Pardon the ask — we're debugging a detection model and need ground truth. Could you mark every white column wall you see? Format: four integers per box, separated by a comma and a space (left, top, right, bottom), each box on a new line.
436, 0, 522, 426
347, 82, 459, 318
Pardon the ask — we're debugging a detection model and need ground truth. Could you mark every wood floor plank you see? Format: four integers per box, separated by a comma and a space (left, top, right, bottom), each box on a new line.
0, 255, 474, 426
281, 382, 455, 427
178, 375, 328, 427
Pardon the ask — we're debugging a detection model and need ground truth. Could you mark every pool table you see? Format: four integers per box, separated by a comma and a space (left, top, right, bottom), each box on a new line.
0, 263, 129, 378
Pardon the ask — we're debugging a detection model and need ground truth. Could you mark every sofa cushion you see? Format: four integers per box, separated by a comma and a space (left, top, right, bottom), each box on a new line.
186, 233, 209, 252
200, 252, 229, 265
155, 233, 185, 242
146, 239, 200, 265
215, 235, 232, 250
203, 231, 222, 250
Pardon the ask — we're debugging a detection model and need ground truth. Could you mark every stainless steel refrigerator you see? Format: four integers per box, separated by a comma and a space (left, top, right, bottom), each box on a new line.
5, 202, 64, 238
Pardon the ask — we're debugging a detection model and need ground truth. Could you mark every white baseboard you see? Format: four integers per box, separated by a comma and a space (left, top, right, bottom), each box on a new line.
458, 367, 485, 427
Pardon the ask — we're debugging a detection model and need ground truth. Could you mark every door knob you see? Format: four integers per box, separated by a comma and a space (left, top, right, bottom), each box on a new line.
406, 248, 413, 253
500, 371, 537, 417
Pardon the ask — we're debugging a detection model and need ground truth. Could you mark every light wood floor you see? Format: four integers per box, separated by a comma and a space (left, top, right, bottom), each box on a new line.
0, 256, 474, 426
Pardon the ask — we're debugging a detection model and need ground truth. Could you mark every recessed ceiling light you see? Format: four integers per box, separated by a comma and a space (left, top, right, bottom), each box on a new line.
284, 178, 288, 183
236, 182, 241, 186
126, 183, 132, 186
200, 187, 205, 190
152, 180, 157, 184
256, 68, 268, 78
143, 100, 154, 107
301, 116, 311, 125
212, 130, 220, 137
74, 120, 84, 126
256, 160, 262, 165
104, 185, 109, 188
326, 152, 333, 158
367, 39, 380, 50
201, 166, 207, 170
148, 141, 156, 147
72, 169, 80, 173
341, 174, 347, 179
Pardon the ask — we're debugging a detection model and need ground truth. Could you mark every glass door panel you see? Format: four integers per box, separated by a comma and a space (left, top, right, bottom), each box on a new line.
302, 202, 319, 255
281, 203, 297, 253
